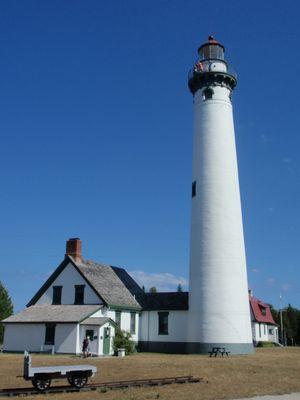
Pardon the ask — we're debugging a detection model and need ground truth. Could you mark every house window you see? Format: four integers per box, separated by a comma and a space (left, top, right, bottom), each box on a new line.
264, 324, 266, 335
259, 323, 261, 338
115, 311, 121, 328
85, 329, 94, 341
45, 323, 56, 345
158, 312, 169, 335
130, 312, 136, 334
52, 286, 62, 305
74, 285, 85, 305
269, 328, 274, 335
192, 181, 196, 198
202, 87, 214, 100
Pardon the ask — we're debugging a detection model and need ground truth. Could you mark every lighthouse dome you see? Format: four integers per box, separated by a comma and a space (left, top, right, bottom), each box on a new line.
198, 35, 225, 60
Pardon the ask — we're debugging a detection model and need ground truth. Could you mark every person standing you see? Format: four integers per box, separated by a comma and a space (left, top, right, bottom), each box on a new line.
82, 336, 90, 358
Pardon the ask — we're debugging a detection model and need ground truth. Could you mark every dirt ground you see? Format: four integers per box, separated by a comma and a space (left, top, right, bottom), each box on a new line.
0, 348, 300, 400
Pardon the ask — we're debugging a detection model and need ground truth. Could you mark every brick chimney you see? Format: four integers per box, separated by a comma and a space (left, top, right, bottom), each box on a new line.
66, 238, 82, 262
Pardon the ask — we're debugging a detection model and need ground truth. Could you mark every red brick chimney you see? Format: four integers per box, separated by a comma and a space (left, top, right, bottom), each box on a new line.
66, 238, 82, 262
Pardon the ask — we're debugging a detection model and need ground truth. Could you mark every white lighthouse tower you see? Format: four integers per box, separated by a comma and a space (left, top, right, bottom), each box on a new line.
186, 36, 253, 354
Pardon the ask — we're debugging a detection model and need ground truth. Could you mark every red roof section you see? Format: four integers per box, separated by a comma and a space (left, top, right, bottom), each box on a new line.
249, 296, 276, 324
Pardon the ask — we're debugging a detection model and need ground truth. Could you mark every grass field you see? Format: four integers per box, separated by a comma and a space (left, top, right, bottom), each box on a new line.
1, 348, 300, 400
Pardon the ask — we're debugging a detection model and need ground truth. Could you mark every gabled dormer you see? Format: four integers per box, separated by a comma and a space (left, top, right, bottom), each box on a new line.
249, 292, 276, 325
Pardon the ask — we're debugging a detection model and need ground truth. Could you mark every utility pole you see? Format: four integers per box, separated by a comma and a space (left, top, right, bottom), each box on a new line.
279, 292, 284, 346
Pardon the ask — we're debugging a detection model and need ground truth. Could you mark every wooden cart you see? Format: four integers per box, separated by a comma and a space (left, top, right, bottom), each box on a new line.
23, 351, 97, 391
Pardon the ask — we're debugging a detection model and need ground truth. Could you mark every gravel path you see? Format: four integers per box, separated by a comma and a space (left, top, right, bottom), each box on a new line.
236, 394, 300, 400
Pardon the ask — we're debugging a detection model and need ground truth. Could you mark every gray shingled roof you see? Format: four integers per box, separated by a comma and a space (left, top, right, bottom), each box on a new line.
2, 305, 102, 323
81, 317, 115, 326
111, 266, 144, 297
73, 258, 142, 309
109, 267, 189, 311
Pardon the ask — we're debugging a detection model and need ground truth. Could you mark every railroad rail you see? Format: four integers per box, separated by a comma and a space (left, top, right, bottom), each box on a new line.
0, 375, 201, 397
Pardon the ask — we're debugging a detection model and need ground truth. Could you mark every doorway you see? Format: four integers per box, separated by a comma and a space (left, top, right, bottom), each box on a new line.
103, 327, 111, 355
85, 328, 98, 355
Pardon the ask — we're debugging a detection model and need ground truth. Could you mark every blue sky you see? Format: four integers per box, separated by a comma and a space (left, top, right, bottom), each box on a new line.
0, 0, 299, 312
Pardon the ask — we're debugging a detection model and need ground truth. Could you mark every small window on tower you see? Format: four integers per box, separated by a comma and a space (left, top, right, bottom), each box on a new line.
203, 88, 214, 100
192, 181, 197, 198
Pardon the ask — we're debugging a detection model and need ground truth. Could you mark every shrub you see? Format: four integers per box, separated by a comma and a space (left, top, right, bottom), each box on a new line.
256, 341, 275, 348
113, 328, 135, 355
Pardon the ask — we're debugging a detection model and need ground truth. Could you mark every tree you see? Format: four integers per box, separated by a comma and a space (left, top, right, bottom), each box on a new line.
269, 303, 300, 346
177, 284, 183, 292
297, 313, 300, 345
149, 287, 157, 293
113, 328, 135, 355
283, 304, 300, 345
269, 304, 280, 325
0, 281, 13, 343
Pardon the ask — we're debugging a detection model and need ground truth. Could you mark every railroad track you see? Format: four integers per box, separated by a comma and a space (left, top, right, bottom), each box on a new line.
0, 375, 201, 397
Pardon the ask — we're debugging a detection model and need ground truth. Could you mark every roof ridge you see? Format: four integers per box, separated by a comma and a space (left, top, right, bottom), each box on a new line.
250, 296, 268, 305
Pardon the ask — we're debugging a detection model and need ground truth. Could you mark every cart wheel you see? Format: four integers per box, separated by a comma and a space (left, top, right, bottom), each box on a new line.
32, 378, 51, 391
70, 375, 88, 388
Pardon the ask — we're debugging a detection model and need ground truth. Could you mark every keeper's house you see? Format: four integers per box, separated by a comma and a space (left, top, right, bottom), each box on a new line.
2, 239, 142, 355
249, 291, 279, 345
1, 239, 278, 355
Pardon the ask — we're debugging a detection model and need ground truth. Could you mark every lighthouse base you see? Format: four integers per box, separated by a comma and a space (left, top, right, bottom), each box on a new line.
185, 342, 254, 355
138, 341, 254, 355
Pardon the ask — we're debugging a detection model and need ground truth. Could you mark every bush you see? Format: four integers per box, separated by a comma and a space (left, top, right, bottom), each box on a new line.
113, 328, 135, 355
256, 341, 276, 348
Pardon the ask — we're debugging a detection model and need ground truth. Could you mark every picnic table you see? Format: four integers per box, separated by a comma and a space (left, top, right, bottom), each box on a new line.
208, 347, 230, 357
